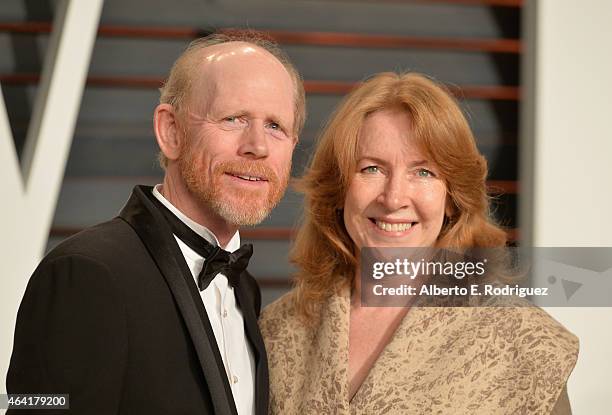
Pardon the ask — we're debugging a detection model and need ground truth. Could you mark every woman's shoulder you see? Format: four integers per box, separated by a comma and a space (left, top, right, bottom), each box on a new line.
472, 305, 578, 412
385, 305, 578, 413
259, 288, 339, 351
260, 290, 298, 324
512, 305, 579, 354
259, 290, 307, 342
466, 303, 579, 382
474, 297, 579, 355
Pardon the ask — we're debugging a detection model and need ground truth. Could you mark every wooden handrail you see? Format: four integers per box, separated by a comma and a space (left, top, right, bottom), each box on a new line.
0, 74, 520, 101
50, 226, 519, 241
297, 0, 522, 7
0, 22, 520, 53
486, 180, 518, 194
422, 0, 522, 7
264, 31, 520, 53
48, 226, 297, 240
243, 228, 294, 240
59, 176, 518, 195
255, 278, 292, 289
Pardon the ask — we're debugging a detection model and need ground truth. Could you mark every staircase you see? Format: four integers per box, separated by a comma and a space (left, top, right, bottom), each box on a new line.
0, 0, 521, 305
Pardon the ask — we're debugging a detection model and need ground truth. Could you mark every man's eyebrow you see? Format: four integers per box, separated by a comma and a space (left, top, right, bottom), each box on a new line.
212, 108, 248, 117
210, 108, 293, 131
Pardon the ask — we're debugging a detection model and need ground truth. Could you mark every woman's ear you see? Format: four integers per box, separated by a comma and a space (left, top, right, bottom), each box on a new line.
444, 193, 456, 219
442, 196, 458, 235
154, 103, 183, 162
445, 207, 455, 220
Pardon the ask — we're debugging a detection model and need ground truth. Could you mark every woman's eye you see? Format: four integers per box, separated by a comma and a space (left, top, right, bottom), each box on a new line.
416, 168, 434, 178
362, 166, 379, 174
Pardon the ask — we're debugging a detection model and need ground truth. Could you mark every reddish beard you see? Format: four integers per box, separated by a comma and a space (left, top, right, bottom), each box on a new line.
179, 149, 290, 226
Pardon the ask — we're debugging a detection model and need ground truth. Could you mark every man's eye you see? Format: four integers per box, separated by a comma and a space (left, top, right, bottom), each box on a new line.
416, 168, 434, 178
361, 166, 379, 174
267, 122, 291, 140
221, 116, 248, 129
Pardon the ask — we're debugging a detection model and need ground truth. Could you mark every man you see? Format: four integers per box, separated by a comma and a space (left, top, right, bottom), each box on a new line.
7, 31, 305, 415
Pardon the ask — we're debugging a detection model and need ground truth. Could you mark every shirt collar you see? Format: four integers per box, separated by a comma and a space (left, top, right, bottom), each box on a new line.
152, 184, 241, 252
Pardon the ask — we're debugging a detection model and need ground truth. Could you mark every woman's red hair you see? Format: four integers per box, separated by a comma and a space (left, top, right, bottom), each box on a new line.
291, 72, 507, 321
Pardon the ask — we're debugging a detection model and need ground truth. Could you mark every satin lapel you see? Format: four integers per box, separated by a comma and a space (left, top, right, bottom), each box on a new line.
119, 185, 237, 415
234, 278, 269, 415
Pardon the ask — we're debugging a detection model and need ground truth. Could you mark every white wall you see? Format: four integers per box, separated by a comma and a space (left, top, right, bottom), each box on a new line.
0, 1, 103, 408
522, 0, 612, 412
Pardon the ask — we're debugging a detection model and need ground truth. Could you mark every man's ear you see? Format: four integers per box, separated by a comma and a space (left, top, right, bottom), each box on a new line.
154, 103, 183, 162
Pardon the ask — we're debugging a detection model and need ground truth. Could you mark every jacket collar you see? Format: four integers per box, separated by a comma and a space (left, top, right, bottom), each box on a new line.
119, 185, 238, 415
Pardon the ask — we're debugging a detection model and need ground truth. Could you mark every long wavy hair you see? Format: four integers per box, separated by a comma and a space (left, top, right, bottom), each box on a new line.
291, 72, 508, 321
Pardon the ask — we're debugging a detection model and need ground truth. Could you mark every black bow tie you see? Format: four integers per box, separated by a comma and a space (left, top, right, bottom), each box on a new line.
148, 192, 253, 291
198, 244, 253, 290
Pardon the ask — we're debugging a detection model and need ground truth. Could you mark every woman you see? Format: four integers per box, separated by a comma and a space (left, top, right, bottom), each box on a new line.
259, 73, 578, 414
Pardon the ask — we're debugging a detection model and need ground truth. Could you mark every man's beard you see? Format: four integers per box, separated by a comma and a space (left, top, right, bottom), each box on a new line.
178, 146, 290, 226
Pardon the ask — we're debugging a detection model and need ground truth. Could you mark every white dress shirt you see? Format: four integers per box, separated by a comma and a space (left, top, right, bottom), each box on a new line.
152, 185, 255, 415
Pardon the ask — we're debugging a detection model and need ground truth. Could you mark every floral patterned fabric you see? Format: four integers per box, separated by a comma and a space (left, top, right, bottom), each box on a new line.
259, 285, 578, 414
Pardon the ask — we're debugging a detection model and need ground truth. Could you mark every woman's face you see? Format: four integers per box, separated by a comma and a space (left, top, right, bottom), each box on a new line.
343, 108, 448, 250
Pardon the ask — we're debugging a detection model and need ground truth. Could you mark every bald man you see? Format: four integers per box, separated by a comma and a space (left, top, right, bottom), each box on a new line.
7, 32, 305, 415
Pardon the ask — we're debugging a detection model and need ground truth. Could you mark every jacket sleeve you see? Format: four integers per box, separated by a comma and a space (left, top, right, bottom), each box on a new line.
6, 254, 128, 415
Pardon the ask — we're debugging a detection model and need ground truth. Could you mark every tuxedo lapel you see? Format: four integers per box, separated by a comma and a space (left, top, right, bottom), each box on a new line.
234, 277, 269, 415
119, 185, 237, 415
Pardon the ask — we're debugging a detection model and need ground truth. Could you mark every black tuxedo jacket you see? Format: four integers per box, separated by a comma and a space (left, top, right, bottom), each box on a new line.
7, 185, 269, 415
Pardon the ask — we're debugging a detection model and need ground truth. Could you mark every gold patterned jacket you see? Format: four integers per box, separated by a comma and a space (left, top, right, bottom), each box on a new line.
259, 286, 578, 414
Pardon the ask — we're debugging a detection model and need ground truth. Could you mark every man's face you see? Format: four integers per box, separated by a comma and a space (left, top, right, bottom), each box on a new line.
178, 44, 296, 226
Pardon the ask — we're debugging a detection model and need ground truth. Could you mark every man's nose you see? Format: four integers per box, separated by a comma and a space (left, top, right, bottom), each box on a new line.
238, 122, 269, 159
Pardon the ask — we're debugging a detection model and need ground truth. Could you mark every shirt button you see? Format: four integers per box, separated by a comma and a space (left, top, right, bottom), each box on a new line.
232, 375, 239, 384
223, 309, 228, 318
